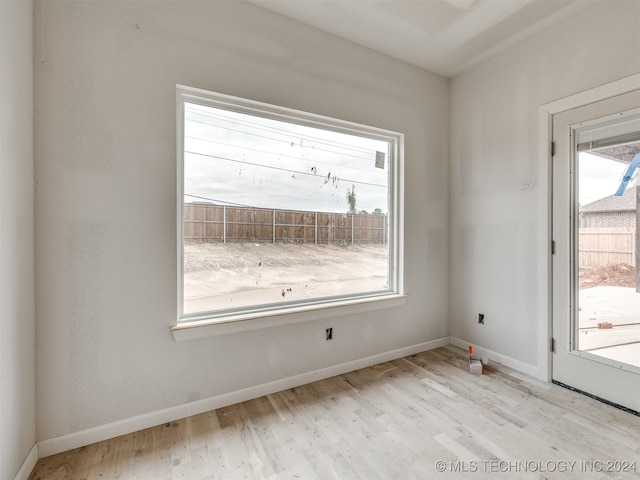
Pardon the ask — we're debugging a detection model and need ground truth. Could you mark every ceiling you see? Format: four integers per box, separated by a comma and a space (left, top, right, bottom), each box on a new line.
247, 0, 592, 77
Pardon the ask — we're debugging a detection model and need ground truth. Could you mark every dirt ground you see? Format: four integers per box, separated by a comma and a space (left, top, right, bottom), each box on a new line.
183, 241, 389, 313
184, 243, 637, 309
184, 241, 388, 274
579, 263, 637, 289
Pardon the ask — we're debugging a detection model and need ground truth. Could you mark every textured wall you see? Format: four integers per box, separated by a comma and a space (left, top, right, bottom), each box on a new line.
0, 1, 35, 478
450, 0, 640, 374
34, 0, 449, 441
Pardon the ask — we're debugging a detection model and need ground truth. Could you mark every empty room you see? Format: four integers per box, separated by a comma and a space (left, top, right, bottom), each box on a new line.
2, 0, 640, 479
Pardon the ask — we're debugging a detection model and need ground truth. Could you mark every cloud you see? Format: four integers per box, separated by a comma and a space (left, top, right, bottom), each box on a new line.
579, 152, 628, 204
183, 102, 390, 214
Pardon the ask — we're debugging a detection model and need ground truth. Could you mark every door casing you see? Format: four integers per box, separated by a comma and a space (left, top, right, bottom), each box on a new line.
538, 74, 640, 383
548, 86, 640, 412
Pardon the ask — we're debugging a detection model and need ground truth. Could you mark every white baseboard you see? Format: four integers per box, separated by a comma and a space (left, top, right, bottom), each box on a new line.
14, 443, 38, 480
38, 337, 450, 458
449, 336, 541, 378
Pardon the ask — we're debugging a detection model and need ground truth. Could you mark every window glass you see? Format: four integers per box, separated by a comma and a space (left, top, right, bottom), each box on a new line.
178, 88, 402, 321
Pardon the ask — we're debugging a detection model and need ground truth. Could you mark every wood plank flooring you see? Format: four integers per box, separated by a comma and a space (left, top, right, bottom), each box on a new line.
29, 346, 640, 479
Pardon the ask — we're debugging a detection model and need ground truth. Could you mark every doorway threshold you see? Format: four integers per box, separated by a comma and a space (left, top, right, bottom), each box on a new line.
552, 380, 640, 417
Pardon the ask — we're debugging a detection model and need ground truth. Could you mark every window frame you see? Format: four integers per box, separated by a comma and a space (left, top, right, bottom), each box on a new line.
173, 85, 405, 341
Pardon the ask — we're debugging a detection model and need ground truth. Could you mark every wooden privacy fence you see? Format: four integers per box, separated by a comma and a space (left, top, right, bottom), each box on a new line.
184, 203, 388, 244
579, 227, 635, 268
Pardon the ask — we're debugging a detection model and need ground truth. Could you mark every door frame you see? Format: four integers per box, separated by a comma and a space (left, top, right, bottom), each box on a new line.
539, 73, 640, 382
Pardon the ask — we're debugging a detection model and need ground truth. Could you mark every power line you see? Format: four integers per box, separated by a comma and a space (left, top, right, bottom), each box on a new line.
184, 193, 364, 214
186, 115, 374, 162
184, 150, 387, 188
184, 193, 254, 207
185, 104, 378, 156
184, 134, 382, 175
185, 111, 378, 161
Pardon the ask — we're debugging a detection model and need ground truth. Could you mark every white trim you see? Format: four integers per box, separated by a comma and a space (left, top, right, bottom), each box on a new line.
176, 85, 405, 332
452, 0, 594, 77
538, 107, 553, 382
450, 337, 541, 379
176, 88, 186, 324
37, 337, 449, 458
541, 73, 640, 115
178, 85, 403, 140
539, 73, 640, 384
13, 443, 38, 480
172, 294, 406, 341
569, 349, 640, 375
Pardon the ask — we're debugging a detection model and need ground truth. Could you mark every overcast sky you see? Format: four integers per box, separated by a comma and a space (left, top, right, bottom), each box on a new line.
579, 152, 634, 205
183, 102, 390, 214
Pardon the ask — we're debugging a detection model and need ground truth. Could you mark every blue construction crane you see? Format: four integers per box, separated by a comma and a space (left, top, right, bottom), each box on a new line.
615, 152, 640, 196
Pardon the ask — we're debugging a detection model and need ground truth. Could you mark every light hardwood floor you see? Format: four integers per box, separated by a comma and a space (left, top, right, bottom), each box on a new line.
29, 346, 640, 479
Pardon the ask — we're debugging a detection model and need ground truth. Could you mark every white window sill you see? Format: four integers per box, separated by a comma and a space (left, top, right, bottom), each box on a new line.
171, 294, 406, 342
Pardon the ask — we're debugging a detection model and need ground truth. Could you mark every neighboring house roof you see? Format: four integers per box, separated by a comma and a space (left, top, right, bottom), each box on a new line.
580, 185, 637, 213
592, 145, 640, 165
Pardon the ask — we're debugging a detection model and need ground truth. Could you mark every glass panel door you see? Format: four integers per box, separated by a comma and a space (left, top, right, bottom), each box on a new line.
577, 139, 640, 369
552, 89, 640, 413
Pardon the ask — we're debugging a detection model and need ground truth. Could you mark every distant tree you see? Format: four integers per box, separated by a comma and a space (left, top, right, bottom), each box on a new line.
346, 184, 357, 214
359, 209, 369, 215
373, 208, 383, 216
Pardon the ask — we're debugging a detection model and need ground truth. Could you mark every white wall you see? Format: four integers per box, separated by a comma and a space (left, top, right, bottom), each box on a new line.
450, 0, 640, 376
34, 0, 449, 441
0, 1, 36, 478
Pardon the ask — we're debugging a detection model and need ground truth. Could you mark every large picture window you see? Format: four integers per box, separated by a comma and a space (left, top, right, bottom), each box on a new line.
176, 86, 403, 328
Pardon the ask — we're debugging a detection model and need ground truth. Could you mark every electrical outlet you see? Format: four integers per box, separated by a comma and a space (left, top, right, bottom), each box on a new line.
478, 313, 485, 324
326, 327, 333, 340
